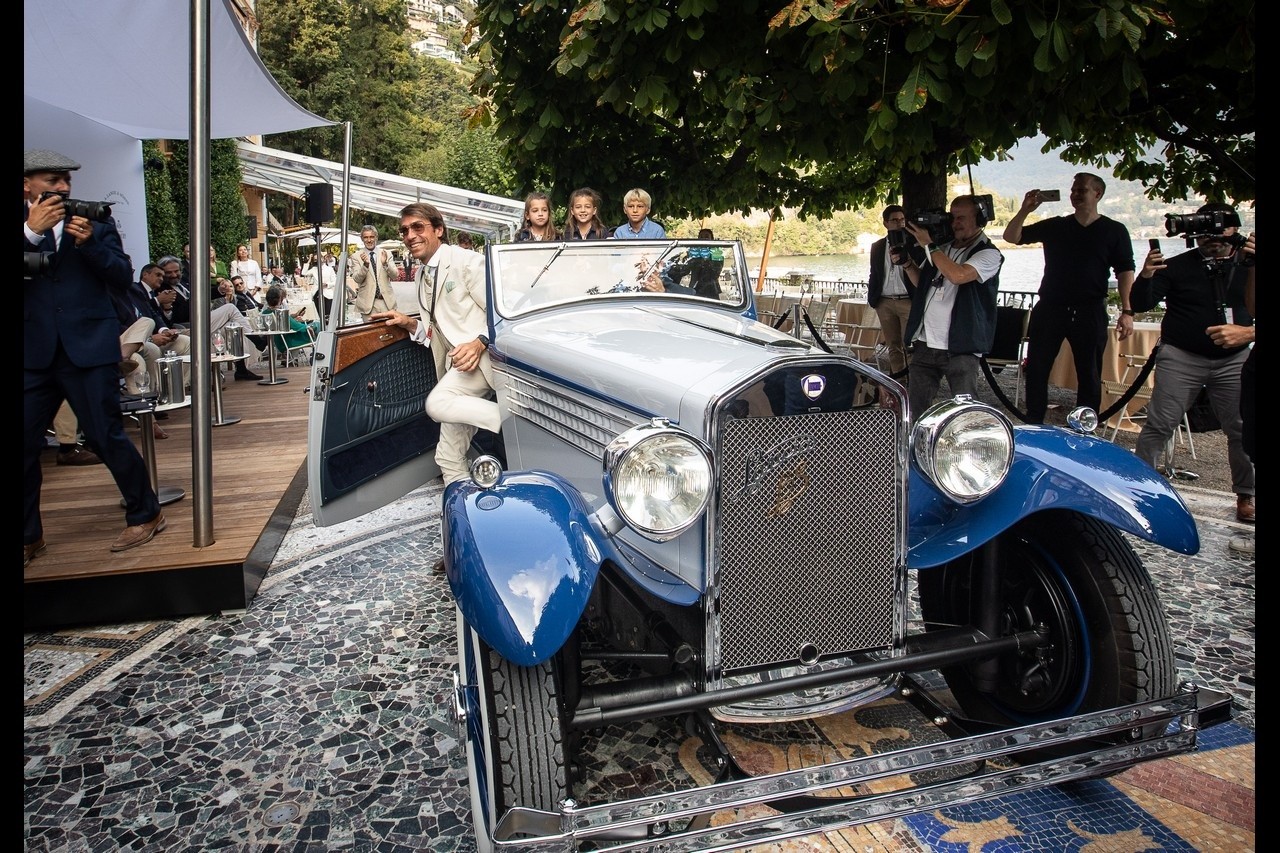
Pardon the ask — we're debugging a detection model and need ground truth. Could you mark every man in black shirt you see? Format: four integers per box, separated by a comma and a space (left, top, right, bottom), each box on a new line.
1131, 203, 1255, 522
1004, 173, 1135, 422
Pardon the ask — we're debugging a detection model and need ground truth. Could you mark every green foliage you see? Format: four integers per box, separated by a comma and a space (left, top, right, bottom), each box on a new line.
162, 139, 249, 265
469, 0, 1253, 219
142, 141, 182, 262
256, 0, 460, 178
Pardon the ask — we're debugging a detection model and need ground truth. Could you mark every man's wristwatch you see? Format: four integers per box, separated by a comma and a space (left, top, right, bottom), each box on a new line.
477, 334, 490, 347
1121, 309, 1136, 317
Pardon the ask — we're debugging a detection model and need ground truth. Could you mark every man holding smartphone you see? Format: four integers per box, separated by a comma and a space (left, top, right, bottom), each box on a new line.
1003, 173, 1136, 423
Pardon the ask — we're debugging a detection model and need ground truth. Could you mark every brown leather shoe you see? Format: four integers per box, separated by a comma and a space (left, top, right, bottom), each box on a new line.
1236, 494, 1255, 524
24, 538, 46, 568
119, 358, 140, 376
56, 446, 103, 466
110, 512, 166, 552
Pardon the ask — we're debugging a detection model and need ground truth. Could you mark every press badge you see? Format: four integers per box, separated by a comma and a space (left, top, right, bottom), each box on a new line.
1224, 307, 1234, 325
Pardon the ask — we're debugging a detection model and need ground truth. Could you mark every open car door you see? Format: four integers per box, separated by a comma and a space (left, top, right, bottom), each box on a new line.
306, 286, 441, 527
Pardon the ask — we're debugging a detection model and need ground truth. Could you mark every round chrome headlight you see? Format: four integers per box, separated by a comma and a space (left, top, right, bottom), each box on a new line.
604, 420, 713, 540
911, 396, 1013, 503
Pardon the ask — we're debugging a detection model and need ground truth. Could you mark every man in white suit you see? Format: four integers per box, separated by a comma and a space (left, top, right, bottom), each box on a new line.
372, 202, 499, 485
347, 225, 400, 321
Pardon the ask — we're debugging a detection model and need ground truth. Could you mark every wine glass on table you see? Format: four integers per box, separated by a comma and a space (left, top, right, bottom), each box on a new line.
212, 330, 226, 357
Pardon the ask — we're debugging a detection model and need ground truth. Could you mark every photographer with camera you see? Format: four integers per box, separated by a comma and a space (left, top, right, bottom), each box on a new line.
1004, 173, 1136, 424
867, 205, 920, 376
900, 195, 1003, 421
1131, 203, 1255, 523
23, 149, 164, 567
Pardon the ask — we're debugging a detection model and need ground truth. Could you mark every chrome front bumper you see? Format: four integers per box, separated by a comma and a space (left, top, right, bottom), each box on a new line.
481, 682, 1231, 852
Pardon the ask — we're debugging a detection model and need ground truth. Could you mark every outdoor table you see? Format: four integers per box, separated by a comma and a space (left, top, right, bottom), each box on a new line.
210, 353, 250, 426
120, 396, 189, 507
253, 329, 294, 385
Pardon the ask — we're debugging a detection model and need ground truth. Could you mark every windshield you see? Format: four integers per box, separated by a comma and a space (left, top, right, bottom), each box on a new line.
492, 240, 746, 318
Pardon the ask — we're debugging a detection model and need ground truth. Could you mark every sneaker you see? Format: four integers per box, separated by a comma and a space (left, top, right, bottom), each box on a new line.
56, 446, 103, 466
1228, 535, 1254, 556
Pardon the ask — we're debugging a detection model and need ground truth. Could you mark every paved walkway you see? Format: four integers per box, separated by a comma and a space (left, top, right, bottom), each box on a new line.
24, 476, 1253, 851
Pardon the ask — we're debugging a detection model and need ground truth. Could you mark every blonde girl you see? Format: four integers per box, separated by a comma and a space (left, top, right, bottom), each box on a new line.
562, 187, 608, 240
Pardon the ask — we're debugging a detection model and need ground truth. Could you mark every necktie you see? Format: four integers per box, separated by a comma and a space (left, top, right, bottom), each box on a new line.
369, 251, 383, 301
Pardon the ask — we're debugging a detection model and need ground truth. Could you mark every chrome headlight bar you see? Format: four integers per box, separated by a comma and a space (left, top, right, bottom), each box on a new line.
911, 396, 1013, 503
603, 419, 713, 541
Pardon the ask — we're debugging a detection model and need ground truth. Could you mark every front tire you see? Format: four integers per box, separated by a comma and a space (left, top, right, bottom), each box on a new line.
457, 610, 569, 851
917, 510, 1176, 731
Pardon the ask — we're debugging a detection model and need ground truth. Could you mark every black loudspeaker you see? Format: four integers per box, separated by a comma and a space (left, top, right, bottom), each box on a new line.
305, 183, 334, 224
245, 215, 258, 236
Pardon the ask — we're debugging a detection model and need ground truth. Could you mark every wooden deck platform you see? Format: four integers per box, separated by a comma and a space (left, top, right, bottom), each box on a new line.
24, 362, 315, 631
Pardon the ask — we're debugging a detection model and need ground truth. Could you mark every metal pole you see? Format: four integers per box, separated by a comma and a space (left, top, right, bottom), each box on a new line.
331, 122, 354, 331
189, 0, 215, 546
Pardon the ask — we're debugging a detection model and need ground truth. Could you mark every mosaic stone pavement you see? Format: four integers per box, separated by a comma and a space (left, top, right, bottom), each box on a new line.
25, 480, 1254, 851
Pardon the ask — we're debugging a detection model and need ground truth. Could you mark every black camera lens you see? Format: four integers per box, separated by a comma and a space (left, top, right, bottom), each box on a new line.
25, 251, 54, 278
39, 191, 113, 223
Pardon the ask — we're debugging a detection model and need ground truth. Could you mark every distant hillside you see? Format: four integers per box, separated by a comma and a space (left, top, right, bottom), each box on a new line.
963, 135, 1253, 237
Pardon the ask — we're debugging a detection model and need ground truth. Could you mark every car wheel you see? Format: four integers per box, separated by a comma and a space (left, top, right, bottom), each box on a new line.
457, 609, 569, 851
917, 509, 1176, 738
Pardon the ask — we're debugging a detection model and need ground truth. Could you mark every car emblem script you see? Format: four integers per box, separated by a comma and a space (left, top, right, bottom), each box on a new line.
800, 374, 826, 400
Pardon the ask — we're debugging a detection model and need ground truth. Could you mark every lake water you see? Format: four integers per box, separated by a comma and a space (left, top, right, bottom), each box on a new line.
750, 239, 1181, 294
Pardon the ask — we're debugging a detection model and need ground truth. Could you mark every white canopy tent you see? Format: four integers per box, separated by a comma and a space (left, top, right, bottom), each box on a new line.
24, 0, 336, 549
23, 0, 334, 264
237, 142, 525, 241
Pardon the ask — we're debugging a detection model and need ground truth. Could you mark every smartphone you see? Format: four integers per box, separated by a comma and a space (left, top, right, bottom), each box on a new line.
1149, 238, 1161, 251
1039, 189, 1061, 202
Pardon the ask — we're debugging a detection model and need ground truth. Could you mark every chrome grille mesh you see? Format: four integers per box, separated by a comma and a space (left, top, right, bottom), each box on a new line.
715, 408, 899, 672
504, 373, 636, 459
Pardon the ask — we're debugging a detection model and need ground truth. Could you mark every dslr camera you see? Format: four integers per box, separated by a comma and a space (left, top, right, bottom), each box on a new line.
38, 190, 114, 223
25, 251, 54, 278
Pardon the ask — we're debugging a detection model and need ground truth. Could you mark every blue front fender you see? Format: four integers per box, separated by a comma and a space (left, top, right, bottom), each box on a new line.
908, 426, 1200, 568
442, 470, 613, 666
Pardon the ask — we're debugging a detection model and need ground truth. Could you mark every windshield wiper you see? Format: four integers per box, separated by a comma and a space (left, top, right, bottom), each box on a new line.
527, 244, 566, 290
636, 240, 681, 286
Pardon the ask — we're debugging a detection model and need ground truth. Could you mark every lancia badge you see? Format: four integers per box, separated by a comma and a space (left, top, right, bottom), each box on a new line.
800, 373, 826, 400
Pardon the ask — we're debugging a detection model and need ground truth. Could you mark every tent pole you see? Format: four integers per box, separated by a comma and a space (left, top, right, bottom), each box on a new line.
189, 0, 216, 547
756, 210, 776, 292
331, 121, 354, 332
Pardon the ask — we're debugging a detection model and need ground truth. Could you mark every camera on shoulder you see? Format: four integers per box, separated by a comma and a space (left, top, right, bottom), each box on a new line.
909, 209, 954, 244
39, 190, 114, 224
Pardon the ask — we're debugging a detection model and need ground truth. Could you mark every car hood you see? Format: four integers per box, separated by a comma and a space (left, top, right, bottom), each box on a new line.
496, 303, 817, 426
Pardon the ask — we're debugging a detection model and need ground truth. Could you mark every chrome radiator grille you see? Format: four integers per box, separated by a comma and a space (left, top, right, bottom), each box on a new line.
714, 407, 900, 672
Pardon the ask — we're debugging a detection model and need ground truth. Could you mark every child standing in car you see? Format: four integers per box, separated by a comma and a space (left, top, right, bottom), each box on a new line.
562, 188, 609, 240
516, 191, 559, 241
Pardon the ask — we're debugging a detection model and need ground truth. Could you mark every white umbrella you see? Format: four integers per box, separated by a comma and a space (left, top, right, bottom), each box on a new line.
281, 229, 366, 248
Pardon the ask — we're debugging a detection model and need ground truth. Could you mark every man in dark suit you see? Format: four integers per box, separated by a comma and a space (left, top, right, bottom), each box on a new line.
24, 149, 165, 567
866, 205, 919, 377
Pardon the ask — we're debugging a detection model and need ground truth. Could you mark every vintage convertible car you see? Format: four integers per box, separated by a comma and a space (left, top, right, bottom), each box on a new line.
307, 238, 1231, 851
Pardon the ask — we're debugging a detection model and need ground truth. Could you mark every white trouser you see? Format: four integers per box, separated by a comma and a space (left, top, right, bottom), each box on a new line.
426, 352, 500, 485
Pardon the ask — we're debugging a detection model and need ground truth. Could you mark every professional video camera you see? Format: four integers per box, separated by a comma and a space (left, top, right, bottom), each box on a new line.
38, 190, 114, 223
1164, 208, 1252, 264
25, 251, 54, 278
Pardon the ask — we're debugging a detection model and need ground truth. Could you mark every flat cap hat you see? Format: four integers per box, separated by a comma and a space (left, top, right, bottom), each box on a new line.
24, 149, 82, 175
